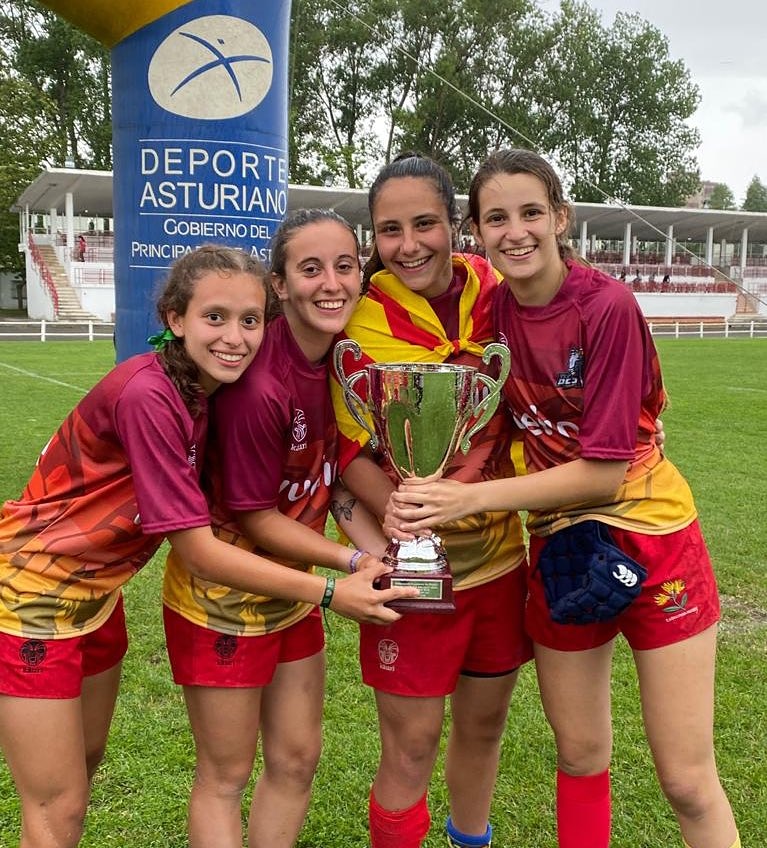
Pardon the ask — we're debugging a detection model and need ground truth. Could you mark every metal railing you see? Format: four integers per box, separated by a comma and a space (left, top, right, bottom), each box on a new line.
70, 266, 115, 286
647, 320, 767, 338
27, 233, 59, 313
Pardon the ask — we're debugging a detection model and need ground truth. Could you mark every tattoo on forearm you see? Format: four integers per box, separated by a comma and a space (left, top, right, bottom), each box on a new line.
330, 497, 357, 522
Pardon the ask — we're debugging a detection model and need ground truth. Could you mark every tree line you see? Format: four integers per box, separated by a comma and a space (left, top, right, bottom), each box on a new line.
1, 0, 765, 276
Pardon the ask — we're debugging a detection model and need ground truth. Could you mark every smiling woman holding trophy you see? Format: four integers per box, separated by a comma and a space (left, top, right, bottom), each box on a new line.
329, 153, 532, 848
334, 343, 510, 613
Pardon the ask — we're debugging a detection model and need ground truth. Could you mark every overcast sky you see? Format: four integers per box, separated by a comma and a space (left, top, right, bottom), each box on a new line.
539, 0, 766, 203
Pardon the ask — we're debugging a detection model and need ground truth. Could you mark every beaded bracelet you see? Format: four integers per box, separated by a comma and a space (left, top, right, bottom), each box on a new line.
320, 576, 336, 609
348, 549, 366, 574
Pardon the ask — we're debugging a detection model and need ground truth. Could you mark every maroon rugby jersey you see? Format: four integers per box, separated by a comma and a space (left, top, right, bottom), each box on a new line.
163, 315, 336, 634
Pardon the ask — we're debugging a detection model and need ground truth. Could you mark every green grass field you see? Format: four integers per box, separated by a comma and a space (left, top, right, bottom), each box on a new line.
0, 340, 765, 847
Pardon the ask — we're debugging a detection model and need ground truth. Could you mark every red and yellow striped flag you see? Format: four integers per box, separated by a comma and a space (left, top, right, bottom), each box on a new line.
330, 253, 501, 470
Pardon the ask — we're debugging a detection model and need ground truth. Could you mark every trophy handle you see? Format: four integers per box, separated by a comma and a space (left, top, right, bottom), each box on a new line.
459, 342, 511, 453
332, 339, 379, 450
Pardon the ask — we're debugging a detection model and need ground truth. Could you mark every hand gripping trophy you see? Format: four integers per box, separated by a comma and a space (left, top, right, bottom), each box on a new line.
333, 341, 510, 613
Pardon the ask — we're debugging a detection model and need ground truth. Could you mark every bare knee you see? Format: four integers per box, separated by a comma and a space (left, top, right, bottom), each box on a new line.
382, 726, 441, 783
453, 703, 508, 750
263, 739, 322, 792
21, 786, 89, 848
194, 755, 257, 799
556, 733, 612, 776
657, 764, 723, 820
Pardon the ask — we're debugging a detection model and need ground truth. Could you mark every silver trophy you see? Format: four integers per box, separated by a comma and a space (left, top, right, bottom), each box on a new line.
333, 340, 511, 613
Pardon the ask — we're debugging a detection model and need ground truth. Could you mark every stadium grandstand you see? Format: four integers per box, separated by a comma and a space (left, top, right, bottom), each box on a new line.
8, 167, 767, 327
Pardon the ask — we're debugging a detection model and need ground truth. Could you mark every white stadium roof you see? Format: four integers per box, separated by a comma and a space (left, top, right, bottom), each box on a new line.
13, 167, 767, 245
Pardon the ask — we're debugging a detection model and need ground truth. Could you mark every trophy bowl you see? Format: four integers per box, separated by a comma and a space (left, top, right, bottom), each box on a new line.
334, 340, 510, 613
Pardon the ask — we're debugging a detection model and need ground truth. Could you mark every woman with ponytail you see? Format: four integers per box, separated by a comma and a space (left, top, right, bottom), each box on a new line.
0, 244, 405, 848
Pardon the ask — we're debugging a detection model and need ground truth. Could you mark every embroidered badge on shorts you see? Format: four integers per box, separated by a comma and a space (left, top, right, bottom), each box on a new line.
378, 638, 399, 670
19, 639, 47, 672
654, 579, 699, 622
654, 579, 687, 612
214, 633, 238, 664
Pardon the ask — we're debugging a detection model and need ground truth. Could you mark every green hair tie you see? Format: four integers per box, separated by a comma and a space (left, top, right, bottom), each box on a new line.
147, 328, 178, 351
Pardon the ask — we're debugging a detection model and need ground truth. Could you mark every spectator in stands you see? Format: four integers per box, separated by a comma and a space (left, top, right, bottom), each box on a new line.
632, 270, 642, 285
77, 234, 87, 262
619, 268, 627, 282
662, 273, 671, 284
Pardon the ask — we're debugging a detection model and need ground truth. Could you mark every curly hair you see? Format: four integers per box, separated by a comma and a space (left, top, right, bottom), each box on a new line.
154, 244, 268, 416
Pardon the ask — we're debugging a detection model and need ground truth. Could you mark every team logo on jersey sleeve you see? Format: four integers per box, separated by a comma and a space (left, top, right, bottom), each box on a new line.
556, 347, 584, 388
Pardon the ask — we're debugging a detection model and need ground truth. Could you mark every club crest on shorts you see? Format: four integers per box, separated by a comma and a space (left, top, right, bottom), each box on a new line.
19, 639, 46, 669
654, 579, 688, 613
214, 633, 238, 662
378, 638, 399, 669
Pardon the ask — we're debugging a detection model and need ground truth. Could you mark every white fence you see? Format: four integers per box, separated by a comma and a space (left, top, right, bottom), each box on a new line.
0, 320, 115, 341
646, 320, 767, 338
1, 319, 766, 343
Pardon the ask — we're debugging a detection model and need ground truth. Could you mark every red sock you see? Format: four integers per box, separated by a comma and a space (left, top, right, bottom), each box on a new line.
556, 769, 611, 848
369, 788, 431, 848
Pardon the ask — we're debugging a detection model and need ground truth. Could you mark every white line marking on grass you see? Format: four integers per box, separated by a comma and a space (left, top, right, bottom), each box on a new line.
0, 361, 89, 394
726, 385, 767, 394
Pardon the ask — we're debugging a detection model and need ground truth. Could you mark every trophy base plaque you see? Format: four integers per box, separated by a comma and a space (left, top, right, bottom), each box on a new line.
376, 570, 455, 614
377, 536, 456, 614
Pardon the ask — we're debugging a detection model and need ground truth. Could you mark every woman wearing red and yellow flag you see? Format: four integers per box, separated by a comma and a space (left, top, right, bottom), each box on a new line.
387, 149, 739, 848
330, 153, 532, 848
0, 245, 400, 848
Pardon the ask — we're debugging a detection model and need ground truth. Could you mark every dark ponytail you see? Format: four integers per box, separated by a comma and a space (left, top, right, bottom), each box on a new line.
363, 152, 459, 290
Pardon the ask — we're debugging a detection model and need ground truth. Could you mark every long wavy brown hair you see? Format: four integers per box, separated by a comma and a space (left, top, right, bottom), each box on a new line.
154, 245, 268, 416
466, 148, 579, 263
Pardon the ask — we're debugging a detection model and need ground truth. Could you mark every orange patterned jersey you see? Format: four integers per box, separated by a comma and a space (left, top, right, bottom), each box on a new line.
0, 354, 210, 638
163, 317, 336, 635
